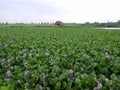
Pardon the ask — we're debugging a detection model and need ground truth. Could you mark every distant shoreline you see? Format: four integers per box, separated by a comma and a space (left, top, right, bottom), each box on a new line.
101, 27, 120, 30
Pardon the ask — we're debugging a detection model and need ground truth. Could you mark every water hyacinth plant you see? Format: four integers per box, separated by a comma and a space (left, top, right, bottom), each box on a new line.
0, 25, 120, 89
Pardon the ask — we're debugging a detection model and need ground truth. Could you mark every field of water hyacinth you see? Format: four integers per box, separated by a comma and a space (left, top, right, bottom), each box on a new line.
0, 25, 120, 90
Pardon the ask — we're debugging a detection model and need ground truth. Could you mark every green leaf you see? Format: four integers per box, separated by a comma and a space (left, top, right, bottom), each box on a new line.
55, 82, 61, 90
0, 86, 9, 90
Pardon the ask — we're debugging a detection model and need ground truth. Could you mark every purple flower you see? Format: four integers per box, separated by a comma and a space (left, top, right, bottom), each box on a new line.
105, 52, 110, 58
16, 57, 18, 60
40, 86, 43, 90
7, 59, 11, 64
7, 59, 11, 66
23, 53, 27, 57
41, 77, 46, 83
32, 74, 34, 77
97, 83, 102, 89
105, 78, 109, 82
23, 48, 27, 52
45, 52, 49, 56
28, 53, 32, 57
80, 67, 84, 71
30, 50, 33, 53
63, 54, 67, 57
69, 69, 73, 78
24, 70, 29, 75
19, 51, 22, 54
24, 61, 28, 65
8, 64, 11, 66
6, 70, 12, 77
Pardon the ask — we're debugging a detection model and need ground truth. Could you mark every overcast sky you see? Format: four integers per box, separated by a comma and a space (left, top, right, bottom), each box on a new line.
0, 0, 120, 23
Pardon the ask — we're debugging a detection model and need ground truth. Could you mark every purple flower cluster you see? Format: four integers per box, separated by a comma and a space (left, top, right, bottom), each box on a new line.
16, 56, 19, 61
19, 51, 22, 55
97, 83, 102, 89
32, 74, 34, 77
105, 52, 110, 58
69, 69, 73, 78
7, 59, 10, 64
24, 70, 29, 75
23, 53, 27, 57
6, 70, 12, 77
28, 53, 32, 57
24, 61, 28, 65
41, 77, 46, 83
40, 86, 43, 90
105, 78, 109, 82
7, 59, 11, 66
23, 48, 27, 52
45, 52, 49, 56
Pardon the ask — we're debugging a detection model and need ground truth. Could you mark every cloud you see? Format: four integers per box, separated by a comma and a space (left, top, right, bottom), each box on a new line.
0, 0, 66, 16
0, 0, 120, 23
0, 0, 69, 23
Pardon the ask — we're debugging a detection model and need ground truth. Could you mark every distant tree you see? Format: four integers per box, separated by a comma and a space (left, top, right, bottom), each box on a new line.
105, 22, 117, 27
5, 22, 8, 25
117, 20, 120, 26
85, 22, 90, 25
54, 21, 64, 27
93, 22, 99, 27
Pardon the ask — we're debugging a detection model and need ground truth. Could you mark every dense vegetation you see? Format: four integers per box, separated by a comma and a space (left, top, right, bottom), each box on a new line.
0, 25, 120, 90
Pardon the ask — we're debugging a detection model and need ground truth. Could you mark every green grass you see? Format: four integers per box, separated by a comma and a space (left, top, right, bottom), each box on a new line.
0, 25, 120, 90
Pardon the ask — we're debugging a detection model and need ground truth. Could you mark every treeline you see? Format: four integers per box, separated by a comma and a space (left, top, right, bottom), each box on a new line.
0, 20, 120, 27
83, 20, 120, 27
0, 22, 54, 25
67, 20, 120, 27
